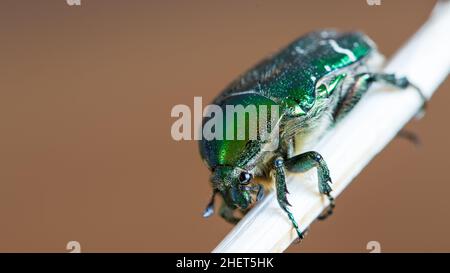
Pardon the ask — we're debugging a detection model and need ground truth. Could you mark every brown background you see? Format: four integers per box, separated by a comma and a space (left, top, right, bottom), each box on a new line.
0, 0, 448, 252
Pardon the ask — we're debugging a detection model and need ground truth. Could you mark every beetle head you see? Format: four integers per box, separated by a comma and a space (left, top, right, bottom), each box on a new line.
202, 165, 264, 218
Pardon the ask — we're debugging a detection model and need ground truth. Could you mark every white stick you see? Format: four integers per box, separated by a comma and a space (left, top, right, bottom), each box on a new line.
213, 1, 450, 253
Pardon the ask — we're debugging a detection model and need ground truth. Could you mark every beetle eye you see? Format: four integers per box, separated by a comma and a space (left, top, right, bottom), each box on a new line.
238, 172, 252, 185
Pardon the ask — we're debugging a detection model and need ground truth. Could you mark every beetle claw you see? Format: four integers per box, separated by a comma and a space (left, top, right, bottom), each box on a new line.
202, 191, 217, 218
202, 204, 214, 218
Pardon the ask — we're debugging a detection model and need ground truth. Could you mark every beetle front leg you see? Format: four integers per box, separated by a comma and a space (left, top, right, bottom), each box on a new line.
273, 157, 306, 240
284, 151, 335, 220
285, 151, 332, 194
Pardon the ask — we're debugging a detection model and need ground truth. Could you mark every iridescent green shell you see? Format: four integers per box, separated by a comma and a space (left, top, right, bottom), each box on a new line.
200, 30, 375, 169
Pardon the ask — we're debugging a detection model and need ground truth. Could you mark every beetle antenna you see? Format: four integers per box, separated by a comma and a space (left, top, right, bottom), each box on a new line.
202, 191, 217, 218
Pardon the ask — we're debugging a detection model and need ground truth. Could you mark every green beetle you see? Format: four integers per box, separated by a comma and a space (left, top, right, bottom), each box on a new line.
199, 30, 425, 239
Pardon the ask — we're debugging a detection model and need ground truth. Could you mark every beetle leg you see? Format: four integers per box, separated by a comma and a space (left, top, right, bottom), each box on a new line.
273, 157, 306, 240
372, 73, 427, 116
397, 129, 421, 147
333, 73, 373, 122
334, 73, 426, 146
333, 72, 427, 122
219, 202, 241, 224
284, 151, 334, 221
316, 192, 335, 220
285, 151, 332, 194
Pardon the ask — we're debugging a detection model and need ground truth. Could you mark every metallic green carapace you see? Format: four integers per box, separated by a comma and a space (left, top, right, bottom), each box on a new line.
199, 30, 425, 240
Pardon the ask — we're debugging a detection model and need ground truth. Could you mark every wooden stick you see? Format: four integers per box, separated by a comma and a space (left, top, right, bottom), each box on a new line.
213, 1, 450, 253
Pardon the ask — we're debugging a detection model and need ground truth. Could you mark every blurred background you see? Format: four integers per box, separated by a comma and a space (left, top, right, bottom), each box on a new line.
0, 0, 448, 252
